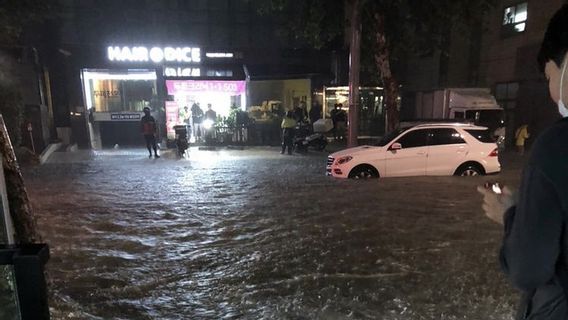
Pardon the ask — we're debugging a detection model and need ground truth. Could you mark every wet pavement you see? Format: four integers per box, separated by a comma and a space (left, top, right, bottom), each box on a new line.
23, 147, 525, 319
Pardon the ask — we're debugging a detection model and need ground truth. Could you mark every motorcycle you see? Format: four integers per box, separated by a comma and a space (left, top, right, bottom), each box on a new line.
293, 121, 327, 153
173, 125, 190, 157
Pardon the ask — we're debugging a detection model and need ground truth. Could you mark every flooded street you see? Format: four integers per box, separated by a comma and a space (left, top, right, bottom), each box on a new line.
24, 148, 521, 319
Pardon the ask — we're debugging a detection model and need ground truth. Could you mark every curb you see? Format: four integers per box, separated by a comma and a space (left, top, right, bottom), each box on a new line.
39, 142, 62, 164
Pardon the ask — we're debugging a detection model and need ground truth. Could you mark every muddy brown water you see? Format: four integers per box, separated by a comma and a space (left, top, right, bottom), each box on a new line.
23, 148, 523, 319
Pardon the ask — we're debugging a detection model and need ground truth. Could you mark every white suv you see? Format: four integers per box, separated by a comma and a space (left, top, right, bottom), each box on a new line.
327, 123, 500, 179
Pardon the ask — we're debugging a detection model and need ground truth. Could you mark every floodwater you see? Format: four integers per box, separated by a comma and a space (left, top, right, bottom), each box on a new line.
23, 148, 522, 319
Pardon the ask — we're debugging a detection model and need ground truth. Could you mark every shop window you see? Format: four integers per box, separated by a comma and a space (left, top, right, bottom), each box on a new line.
82, 70, 158, 113
206, 70, 234, 77
502, 2, 527, 37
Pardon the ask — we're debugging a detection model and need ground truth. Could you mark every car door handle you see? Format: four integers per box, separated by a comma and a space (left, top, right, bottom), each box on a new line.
416, 151, 426, 155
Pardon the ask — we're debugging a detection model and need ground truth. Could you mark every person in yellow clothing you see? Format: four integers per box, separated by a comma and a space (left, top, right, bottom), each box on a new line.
281, 111, 297, 155
515, 124, 530, 155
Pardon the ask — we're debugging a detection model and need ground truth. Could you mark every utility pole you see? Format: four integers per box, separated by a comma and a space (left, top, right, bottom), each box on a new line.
347, 0, 361, 147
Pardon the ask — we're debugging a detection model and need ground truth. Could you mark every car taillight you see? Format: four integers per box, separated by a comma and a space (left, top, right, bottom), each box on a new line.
489, 148, 498, 157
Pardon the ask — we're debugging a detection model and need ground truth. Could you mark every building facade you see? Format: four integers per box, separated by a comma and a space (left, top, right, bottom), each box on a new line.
398, 0, 563, 148
478, 0, 564, 146
35, 0, 334, 148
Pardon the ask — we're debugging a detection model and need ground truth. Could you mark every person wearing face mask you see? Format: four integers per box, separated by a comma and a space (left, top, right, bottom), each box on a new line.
477, 5, 568, 320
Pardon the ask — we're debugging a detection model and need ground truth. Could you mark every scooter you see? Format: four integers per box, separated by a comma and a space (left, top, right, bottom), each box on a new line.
173, 125, 190, 157
293, 121, 327, 153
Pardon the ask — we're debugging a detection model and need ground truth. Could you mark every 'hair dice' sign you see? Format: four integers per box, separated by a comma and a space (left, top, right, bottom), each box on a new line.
107, 46, 201, 63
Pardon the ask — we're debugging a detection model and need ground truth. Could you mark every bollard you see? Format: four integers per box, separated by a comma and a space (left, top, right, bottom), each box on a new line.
26, 123, 36, 154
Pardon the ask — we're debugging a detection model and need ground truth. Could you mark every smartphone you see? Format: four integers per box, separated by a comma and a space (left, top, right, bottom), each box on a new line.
484, 182, 502, 194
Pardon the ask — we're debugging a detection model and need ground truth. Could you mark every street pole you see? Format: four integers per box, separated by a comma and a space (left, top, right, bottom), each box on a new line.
348, 0, 361, 148
27, 123, 36, 154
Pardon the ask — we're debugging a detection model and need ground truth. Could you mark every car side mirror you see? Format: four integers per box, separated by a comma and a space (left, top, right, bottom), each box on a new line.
389, 142, 402, 151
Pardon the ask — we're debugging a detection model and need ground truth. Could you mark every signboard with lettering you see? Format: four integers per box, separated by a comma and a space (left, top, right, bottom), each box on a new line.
165, 101, 180, 139
93, 112, 143, 122
107, 46, 201, 63
165, 80, 246, 96
110, 113, 141, 120
164, 67, 201, 77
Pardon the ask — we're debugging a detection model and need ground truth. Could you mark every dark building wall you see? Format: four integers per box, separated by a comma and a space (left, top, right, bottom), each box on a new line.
399, 17, 483, 119
478, 0, 564, 145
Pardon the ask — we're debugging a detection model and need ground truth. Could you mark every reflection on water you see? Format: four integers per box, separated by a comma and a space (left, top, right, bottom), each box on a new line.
24, 149, 517, 319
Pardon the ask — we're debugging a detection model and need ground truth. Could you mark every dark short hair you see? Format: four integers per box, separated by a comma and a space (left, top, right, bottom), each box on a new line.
538, 4, 568, 72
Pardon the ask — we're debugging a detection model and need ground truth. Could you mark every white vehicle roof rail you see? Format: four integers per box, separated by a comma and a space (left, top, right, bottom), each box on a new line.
413, 122, 476, 128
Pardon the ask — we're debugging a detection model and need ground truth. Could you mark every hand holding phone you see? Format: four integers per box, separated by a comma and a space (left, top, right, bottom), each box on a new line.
477, 182, 515, 225
484, 182, 503, 194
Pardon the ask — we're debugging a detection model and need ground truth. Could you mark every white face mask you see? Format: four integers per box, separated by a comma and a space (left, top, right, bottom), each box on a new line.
559, 59, 568, 117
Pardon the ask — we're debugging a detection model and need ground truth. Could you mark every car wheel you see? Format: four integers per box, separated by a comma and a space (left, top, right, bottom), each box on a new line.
457, 165, 482, 176
315, 140, 327, 151
349, 165, 379, 179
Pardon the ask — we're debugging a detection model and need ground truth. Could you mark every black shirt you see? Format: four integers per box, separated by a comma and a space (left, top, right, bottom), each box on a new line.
500, 118, 568, 318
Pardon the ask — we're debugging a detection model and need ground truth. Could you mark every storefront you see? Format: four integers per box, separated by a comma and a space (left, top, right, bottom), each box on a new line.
81, 45, 245, 148
322, 86, 387, 137
164, 79, 246, 141
82, 69, 159, 148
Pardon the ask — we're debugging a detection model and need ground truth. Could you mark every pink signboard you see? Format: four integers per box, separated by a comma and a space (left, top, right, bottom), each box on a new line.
166, 80, 246, 96
165, 101, 179, 139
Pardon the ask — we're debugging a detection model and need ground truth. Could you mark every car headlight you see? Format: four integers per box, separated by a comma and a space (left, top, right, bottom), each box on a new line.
336, 156, 353, 165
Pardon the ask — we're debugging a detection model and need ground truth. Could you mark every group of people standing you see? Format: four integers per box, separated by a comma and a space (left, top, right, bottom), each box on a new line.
280, 101, 322, 154
183, 102, 217, 142
139, 103, 219, 158
280, 101, 348, 154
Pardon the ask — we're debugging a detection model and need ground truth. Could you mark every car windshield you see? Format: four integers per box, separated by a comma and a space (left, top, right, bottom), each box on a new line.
375, 127, 409, 146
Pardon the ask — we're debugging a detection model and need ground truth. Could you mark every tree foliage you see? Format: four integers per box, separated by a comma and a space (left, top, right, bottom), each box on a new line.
253, 0, 496, 131
253, 0, 346, 50
0, 0, 52, 44
254, 0, 495, 82
0, 0, 53, 146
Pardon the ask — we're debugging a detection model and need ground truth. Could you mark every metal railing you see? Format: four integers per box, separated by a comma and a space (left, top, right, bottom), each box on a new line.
0, 244, 50, 320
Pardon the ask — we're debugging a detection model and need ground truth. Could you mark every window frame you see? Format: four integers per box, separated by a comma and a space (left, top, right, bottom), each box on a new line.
501, 2, 528, 37
395, 129, 430, 149
428, 128, 466, 146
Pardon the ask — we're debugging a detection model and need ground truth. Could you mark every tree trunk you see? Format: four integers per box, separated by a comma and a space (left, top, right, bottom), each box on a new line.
0, 115, 42, 244
347, 0, 361, 147
373, 13, 400, 132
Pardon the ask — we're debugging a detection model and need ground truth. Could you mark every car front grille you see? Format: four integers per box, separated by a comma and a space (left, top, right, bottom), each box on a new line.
327, 156, 334, 167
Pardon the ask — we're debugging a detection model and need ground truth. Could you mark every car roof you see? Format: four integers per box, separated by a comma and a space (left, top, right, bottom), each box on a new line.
411, 123, 487, 130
